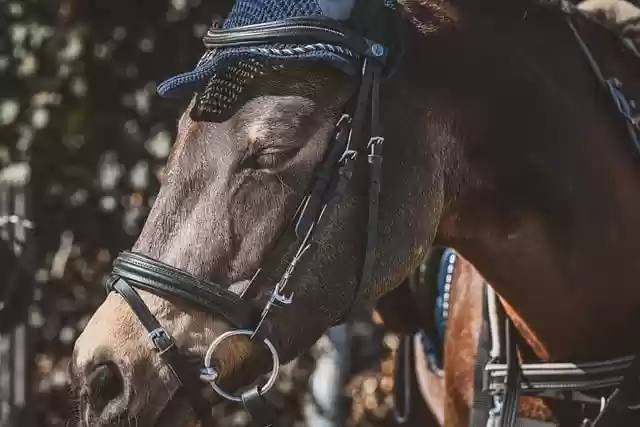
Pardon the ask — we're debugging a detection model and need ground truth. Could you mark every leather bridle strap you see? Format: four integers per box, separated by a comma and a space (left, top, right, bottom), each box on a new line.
340, 57, 385, 313
294, 115, 352, 239
110, 251, 260, 331
361, 61, 383, 288
203, 17, 387, 60
106, 277, 215, 426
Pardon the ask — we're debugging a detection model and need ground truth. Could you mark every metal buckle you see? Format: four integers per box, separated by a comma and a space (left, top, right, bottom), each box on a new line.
335, 113, 352, 130
271, 288, 294, 306
364, 40, 387, 62
339, 149, 358, 164
200, 329, 280, 402
606, 79, 637, 125
368, 136, 384, 166
148, 327, 175, 355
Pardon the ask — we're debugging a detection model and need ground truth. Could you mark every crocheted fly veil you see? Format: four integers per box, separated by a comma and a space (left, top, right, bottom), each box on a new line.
157, 0, 398, 122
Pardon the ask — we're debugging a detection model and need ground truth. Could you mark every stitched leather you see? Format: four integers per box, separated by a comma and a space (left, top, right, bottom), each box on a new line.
109, 251, 260, 330
295, 115, 351, 239
203, 17, 387, 60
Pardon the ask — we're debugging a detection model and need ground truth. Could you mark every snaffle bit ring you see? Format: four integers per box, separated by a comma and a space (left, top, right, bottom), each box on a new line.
201, 329, 280, 402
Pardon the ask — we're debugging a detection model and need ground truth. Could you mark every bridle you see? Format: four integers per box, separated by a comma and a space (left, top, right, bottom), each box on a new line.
104, 7, 397, 427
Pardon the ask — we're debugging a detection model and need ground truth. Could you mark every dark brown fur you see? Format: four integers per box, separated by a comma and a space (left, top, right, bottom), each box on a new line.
71, 0, 640, 425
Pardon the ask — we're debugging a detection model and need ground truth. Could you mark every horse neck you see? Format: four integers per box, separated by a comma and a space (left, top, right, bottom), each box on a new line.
434, 9, 640, 362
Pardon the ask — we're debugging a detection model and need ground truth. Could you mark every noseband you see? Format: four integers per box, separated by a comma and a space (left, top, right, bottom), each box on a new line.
104, 12, 395, 427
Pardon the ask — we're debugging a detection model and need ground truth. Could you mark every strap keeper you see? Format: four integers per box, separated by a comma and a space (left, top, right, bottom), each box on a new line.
368, 136, 384, 164
148, 327, 176, 355
335, 150, 358, 197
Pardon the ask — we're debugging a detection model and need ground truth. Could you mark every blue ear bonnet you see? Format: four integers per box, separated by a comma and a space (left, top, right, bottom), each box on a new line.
158, 0, 362, 99
156, 0, 397, 121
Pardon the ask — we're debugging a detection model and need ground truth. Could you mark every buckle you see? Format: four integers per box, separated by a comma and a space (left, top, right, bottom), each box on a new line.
201, 329, 280, 403
148, 328, 175, 355
368, 136, 384, 164
336, 150, 358, 197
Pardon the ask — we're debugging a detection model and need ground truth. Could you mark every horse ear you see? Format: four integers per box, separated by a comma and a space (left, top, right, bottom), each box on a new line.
318, 0, 356, 20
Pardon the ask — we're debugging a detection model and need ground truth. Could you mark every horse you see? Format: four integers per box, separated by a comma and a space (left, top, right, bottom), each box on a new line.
69, 0, 640, 424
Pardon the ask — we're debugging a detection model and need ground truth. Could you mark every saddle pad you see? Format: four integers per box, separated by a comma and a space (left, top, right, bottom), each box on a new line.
419, 247, 456, 375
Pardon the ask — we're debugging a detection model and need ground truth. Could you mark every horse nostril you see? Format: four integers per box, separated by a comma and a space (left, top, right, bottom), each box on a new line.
85, 362, 124, 413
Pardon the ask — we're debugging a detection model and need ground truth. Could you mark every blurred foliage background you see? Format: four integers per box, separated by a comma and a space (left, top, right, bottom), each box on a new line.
3, 0, 235, 424
1, 0, 414, 426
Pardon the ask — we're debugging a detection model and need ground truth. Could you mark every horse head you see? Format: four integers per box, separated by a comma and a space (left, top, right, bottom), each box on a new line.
70, 0, 640, 425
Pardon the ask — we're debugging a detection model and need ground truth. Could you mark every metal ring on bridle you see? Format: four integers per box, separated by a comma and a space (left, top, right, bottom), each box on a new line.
202, 329, 280, 402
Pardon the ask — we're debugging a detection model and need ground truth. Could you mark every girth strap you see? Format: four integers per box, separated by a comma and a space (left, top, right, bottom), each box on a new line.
500, 320, 523, 427
589, 348, 640, 426
469, 284, 493, 427
485, 355, 635, 396
110, 251, 261, 331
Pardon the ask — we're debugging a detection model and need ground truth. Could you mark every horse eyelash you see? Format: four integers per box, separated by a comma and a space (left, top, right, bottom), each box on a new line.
240, 155, 260, 170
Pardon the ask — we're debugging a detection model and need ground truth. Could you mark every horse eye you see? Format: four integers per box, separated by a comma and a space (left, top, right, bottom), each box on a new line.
240, 155, 260, 170
240, 153, 286, 170
240, 147, 298, 170
240, 154, 279, 170
254, 147, 298, 169
256, 153, 283, 169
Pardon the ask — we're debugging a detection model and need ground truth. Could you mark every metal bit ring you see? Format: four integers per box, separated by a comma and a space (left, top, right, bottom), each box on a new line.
201, 329, 280, 402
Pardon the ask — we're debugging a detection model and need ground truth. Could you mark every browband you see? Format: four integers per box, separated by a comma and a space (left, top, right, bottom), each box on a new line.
203, 17, 388, 61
